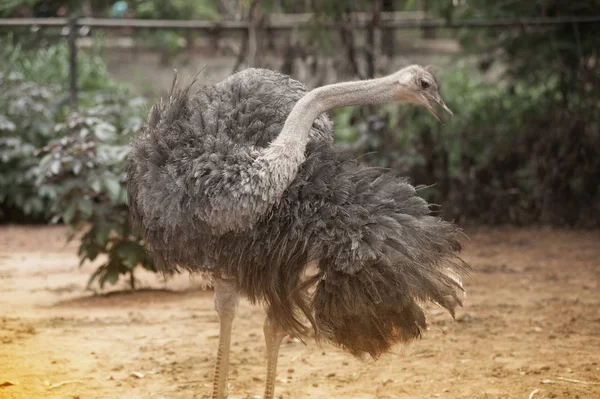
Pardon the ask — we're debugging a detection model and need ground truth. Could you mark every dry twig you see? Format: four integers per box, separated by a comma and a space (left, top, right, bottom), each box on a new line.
555, 376, 600, 385
48, 380, 83, 389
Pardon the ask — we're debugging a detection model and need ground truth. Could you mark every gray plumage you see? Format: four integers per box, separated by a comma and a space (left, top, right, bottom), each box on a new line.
127, 68, 467, 359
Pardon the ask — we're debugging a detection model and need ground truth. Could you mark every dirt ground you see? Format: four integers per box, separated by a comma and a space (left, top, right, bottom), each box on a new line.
0, 226, 599, 399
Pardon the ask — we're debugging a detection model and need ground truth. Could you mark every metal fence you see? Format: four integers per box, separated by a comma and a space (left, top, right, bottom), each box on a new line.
2, 14, 599, 110
3, 15, 600, 29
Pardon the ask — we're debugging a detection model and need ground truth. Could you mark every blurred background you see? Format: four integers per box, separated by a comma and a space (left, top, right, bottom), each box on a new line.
1, 0, 599, 287
2, 3, 600, 399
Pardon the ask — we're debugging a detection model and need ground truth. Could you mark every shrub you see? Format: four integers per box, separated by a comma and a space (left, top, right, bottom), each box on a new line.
0, 72, 64, 221
1, 41, 156, 289
37, 94, 156, 289
332, 63, 600, 226
2, 39, 121, 93
0, 41, 131, 222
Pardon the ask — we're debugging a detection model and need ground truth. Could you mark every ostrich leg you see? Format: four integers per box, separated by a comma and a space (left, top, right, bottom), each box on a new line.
263, 314, 287, 399
211, 278, 239, 399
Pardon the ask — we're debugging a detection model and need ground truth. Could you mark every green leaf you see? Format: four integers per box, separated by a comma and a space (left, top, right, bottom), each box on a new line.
95, 224, 110, 247
98, 271, 108, 289
90, 179, 102, 193
62, 202, 78, 224
77, 198, 93, 218
84, 242, 101, 262
93, 121, 117, 141
87, 267, 104, 288
50, 160, 60, 175
121, 243, 141, 269
104, 177, 121, 201
106, 269, 120, 285
403, 0, 416, 11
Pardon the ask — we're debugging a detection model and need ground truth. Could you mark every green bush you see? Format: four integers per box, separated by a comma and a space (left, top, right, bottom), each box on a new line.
0, 41, 129, 222
2, 39, 119, 93
37, 95, 156, 289
1, 41, 156, 289
332, 63, 600, 226
0, 72, 64, 220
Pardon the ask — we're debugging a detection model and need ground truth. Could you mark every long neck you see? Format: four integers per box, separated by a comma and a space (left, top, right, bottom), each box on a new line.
270, 74, 399, 151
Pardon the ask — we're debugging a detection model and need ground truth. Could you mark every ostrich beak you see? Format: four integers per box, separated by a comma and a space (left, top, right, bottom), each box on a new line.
420, 93, 453, 124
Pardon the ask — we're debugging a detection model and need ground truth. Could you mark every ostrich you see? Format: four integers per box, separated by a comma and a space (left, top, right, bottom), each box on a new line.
127, 65, 466, 399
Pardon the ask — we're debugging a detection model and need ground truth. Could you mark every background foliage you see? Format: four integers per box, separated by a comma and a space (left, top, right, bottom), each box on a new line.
0, 41, 155, 288
331, 0, 600, 225
37, 97, 155, 288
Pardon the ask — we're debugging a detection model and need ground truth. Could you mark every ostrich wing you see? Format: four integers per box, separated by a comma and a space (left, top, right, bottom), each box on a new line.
128, 69, 332, 239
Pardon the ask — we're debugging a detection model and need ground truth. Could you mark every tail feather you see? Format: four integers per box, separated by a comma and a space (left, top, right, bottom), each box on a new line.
236, 143, 469, 357
314, 264, 428, 358
295, 145, 468, 358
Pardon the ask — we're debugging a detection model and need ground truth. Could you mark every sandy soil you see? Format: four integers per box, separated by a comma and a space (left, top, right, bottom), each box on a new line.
0, 225, 599, 399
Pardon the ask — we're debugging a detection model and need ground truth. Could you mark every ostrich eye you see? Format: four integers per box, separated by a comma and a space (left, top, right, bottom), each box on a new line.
420, 79, 430, 89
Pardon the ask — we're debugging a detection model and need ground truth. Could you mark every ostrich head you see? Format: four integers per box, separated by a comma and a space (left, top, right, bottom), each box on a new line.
393, 65, 453, 124
307, 65, 453, 125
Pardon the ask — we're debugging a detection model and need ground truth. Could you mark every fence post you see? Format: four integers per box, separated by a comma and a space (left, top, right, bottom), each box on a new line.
68, 15, 78, 111
421, 0, 437, 39
208, 26, 221, 53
